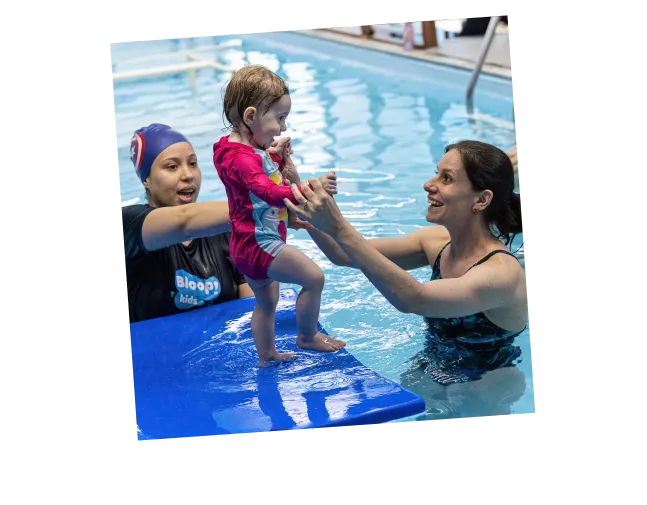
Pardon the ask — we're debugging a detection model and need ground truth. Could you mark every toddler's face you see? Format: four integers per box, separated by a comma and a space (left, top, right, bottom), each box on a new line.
252, 94, 291, 149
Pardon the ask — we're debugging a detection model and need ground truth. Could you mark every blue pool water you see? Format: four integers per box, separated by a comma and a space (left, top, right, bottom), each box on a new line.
112, 31, 533, 422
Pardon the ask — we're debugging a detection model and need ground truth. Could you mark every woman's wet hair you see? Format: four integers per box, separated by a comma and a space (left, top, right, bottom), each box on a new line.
222, 65, 289, 131
445, 140, 522, 245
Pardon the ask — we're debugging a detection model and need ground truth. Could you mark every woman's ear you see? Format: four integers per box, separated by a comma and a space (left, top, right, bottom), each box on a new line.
474, 189, 493, 212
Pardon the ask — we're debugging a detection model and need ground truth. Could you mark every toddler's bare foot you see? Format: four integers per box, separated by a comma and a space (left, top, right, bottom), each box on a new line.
257, 352, 298, 368
296, 332, 345, 352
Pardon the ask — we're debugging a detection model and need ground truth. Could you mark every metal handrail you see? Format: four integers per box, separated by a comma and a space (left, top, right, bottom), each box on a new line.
466, 16, 501, 112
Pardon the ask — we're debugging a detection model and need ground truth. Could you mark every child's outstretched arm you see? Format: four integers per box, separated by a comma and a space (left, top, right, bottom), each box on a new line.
233, 152, 306, 207
282, 153, 337, 196
271, 138, 337, 196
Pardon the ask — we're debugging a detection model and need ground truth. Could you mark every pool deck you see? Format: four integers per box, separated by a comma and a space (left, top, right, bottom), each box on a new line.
296, 26, 512, 79
147, 24, 512, 79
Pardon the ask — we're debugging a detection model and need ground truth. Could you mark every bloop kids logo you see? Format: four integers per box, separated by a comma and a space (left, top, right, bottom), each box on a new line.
174, 269, 221, 309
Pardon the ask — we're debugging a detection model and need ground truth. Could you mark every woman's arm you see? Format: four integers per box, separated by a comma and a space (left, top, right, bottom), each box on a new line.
141, 201, 230, 252
284, 179, 518, 317
331, 222, 519, 317
307, 228, 432, 271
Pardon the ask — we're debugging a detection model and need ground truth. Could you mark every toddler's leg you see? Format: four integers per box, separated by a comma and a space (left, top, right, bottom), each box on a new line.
268, 246, 345, 352
246, 277, 297, 367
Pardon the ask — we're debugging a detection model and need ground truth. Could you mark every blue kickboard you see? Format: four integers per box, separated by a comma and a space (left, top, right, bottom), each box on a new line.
130, 288, 425, 439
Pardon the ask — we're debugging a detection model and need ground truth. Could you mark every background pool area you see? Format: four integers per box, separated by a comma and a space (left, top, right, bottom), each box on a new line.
112, 31, 533, 422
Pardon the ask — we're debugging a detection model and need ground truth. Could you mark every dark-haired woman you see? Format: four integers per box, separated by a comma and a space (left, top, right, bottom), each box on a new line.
283, 141, 527, 394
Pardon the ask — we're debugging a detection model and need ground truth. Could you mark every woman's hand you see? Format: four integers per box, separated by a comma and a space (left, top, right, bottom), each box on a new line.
283, 178, 346, 236
284, 177, 315, 231
286, 209, 316, 231
507, 145, 518, 173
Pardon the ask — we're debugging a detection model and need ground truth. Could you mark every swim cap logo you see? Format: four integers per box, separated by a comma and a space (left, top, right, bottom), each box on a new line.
173, 269, 222, 310
130, 132, 145, 172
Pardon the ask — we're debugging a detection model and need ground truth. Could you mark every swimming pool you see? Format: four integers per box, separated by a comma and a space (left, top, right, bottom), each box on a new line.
112, 30, 533, 422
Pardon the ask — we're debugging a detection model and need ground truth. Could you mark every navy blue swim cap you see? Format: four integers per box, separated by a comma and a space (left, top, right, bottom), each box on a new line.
130, 123, 190, 182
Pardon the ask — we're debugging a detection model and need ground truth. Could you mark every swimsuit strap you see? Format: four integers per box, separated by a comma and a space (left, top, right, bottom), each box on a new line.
465, 249, 519, 274
432, 241, 452, 277
433, 242, 519, 278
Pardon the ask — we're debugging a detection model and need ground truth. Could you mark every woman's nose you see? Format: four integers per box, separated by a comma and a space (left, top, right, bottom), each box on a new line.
180, 164, 194, 180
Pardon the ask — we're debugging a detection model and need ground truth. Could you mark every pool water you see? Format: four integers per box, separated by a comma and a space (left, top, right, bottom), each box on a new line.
112, 31, 533, 423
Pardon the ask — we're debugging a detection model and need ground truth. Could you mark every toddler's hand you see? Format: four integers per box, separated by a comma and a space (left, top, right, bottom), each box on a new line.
282, 156, 301, 185
267, 136, 291, 158
281, 139, 295, 170
284, 139, 294, 159
318, 171, 338, 195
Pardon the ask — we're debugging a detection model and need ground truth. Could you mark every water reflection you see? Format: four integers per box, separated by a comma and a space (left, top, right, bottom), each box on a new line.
400, 331, 527, 420
209, 353, 380, 433
401, 362, 527, 420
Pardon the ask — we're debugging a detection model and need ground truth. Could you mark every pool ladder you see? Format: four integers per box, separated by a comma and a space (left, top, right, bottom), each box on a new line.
466, 16, 501, 114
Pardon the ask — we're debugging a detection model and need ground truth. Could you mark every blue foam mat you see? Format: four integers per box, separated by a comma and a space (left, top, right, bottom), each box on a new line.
131, 288, 425, 439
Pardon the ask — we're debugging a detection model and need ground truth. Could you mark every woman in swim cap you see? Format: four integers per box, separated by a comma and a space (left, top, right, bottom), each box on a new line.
122, 123, 261, 323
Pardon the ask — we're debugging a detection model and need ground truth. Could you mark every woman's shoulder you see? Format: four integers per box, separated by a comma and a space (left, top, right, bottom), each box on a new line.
465, 238, 520, 270
482, 247, 523, 273
471, 245, 526, 296
477, 247, 527, 325
415, 224, 450, 240
122, 203, 158, 234
122, 203, 154, 227
413, 225, 451, 256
